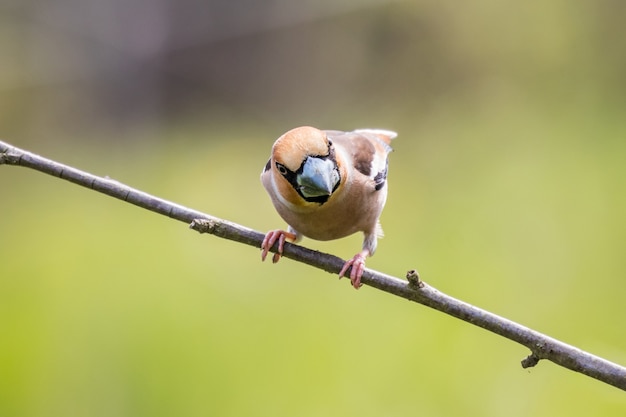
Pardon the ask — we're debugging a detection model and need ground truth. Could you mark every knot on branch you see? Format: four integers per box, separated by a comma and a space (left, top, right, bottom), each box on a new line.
521, 342, 554, 368
521, 352, 541, 369
406, 269, 424, 288
0, 149, 21, 165
189, 218, 217, 234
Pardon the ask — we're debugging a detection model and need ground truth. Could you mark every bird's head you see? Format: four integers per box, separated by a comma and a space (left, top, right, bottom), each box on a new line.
269, 126, 341, 205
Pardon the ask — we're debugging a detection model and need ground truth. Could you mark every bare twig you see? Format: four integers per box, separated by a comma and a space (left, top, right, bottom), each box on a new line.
2, 140, 625, 391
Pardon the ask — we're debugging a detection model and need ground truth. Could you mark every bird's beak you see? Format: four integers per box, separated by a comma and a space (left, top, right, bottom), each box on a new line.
297, 157, 340, 198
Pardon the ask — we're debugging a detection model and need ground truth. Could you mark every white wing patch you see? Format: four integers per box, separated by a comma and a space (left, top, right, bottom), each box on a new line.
353, 128, 398, 141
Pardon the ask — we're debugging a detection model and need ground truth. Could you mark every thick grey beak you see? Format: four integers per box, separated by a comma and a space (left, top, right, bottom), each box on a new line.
297, 157, 340, 198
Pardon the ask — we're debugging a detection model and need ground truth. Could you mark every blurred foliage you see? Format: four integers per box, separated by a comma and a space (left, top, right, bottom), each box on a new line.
1, 0, 626, 416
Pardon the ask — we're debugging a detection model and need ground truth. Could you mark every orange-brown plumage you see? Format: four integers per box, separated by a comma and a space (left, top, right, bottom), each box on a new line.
260, 126, 396, 289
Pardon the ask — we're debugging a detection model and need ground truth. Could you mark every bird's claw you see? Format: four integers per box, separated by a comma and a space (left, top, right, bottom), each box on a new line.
261, 230, 295, 263
339, 252, 367, 289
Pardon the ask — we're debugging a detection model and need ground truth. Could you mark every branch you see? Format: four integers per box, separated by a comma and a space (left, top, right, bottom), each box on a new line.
2, 139, 625, 391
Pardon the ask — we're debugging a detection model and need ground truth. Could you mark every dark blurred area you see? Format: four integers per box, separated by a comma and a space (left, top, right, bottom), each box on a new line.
2, 0, 625, 144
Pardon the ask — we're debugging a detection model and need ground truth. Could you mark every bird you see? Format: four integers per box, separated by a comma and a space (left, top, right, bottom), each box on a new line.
260, 126, 396, 289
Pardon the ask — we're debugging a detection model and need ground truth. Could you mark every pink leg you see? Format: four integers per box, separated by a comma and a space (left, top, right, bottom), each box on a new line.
338, 250, 369, 289
261, 229, 296, 263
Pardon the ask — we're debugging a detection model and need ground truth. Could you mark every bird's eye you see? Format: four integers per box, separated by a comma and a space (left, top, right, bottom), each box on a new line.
276, 162, 288, 176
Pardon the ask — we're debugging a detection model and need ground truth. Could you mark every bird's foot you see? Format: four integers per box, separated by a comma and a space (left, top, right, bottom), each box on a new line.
261, 229, 296, 263
339, 251, 368, 289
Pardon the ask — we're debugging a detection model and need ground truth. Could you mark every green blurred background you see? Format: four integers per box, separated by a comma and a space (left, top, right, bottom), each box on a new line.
1, 0, 625, 415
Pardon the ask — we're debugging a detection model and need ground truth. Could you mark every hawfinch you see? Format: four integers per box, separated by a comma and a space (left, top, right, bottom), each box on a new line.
260, 126, 396, 289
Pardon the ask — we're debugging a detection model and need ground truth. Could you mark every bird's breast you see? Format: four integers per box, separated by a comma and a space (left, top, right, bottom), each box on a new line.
272, 182, 386, 241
